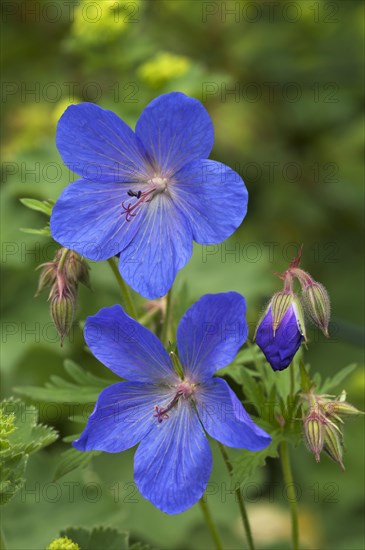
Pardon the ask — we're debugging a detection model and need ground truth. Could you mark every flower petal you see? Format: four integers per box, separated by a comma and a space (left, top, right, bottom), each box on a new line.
50, 179, 147, 260
119, 193, 193, 299
84, 305, 176, 383
177, 292, 248, 380
255, 305, 303, 371
197, 378, 271, 450
57, 103, 149, 183
172, 159, 248, 243
135, 92, 214, 175
134, 400, 212, 514
73, 382, 172, 452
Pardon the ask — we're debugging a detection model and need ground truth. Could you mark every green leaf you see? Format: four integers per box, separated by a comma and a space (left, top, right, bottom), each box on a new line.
14, 360, 112, 404
320, 363, 357, 393
0, 398, 58, 506
19, 198, 54, 216
60, 527, 130, 550
19, 225, 51, 236
53, 447, 101, 482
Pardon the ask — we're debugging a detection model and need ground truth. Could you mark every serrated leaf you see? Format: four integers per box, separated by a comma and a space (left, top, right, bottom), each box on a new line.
320, 363, 357, 393
60, 527, 129, 550
0, 450, 28, 506
231, 432, 284, 487
53, 447, 101, 481
20, 198, 53, 216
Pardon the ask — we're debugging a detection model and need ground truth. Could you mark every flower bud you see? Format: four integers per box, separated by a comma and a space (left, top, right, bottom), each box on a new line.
324, 399, 364, 417
323, 421, 345, 471
35, 263, 57, 296
65, 251, 91, 288
50, 287, 76, 346
304, 411, 325, 463
302, 281, 330, 337
46, 537, 80, 550
255, 293, 305, 371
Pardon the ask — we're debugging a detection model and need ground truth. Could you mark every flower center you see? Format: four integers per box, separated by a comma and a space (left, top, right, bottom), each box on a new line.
154, 380, 195, 424
120, 177, 168, 222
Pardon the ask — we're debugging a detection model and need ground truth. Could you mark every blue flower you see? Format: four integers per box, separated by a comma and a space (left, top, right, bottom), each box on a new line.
50, 93, 248, 299
255, 300, 304, 371
74, 292, 271, 514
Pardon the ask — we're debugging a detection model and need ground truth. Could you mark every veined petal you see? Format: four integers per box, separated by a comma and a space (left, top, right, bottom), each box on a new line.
197, 378, 271, 450
73, 382, 173, 452
119, 193, 193, 299
50, 179, 146, 261
172, 159, 248, 243
177, 292, 248, 381
134, 400, 212, 514
84, 305, 176, 383
57, 103, 149, 183
135, 92, 214, 176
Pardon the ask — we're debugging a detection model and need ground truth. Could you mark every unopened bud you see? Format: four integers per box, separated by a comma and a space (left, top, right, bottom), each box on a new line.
302, 281, 331, 337
271, 291, 292, 336
35, 263, 57, 296
325, 400, 364, 417
304, 412, 325, 463
50, 288, 76, 346
323, 421, 345, 471
66, 251, 91, 288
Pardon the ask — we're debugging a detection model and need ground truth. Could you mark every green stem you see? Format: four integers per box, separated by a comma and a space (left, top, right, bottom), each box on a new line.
161, 288, 173, 347
0, 527, 7, 550
58, 246, 70, 272
219, 443, 255, 550
199, 497, 224, 550
107, 258, 137, 319
280, 440, 299, 550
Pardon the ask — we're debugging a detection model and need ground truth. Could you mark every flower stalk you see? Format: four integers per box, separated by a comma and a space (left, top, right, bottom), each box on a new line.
199, 498, 224, 550
107, 257, 137, 319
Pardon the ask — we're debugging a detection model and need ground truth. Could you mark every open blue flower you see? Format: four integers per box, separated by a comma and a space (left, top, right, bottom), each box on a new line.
74, 292, 271, 514
50, 93, 248, 299
255, 301, 304, 371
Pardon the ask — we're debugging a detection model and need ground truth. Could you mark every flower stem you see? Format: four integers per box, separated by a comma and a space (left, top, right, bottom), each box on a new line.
161, 288, 173, 347
218, 443, 255, 550
199, 497, 224, 550
280, 440, 299, 550
107, 258, 137, 319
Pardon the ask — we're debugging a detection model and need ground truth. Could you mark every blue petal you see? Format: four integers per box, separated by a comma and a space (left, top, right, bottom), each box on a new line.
172, 160, 248, 243
197, 378, 271, 450
119, 193, 193, 299
57, 103, 149, 183
255, 305, 303, 371
135, 92, 214, 176
84, 305, 176, 383
73, 382, 173, 452
176, 292, 248, 381
50, 179, 147, 260
134, 400, 212, 514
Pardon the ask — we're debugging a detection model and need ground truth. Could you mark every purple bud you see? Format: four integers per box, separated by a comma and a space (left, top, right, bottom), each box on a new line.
255, 298, 305, 371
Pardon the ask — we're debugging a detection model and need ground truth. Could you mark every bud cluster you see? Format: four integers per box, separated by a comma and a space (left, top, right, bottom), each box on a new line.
255, 247, 331, 371
36, 248, 90, 345
302, 389, 363, 470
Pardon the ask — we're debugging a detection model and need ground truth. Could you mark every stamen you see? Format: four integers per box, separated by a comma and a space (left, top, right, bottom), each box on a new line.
121, 188, 156, 222
153, 381, 196, 424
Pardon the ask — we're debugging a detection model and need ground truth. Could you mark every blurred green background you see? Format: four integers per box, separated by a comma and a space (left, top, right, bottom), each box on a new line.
1, 1, 364, 549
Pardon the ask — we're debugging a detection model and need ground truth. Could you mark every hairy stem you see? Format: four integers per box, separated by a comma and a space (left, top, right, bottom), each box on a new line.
199, 497, 223, 550
107, 258, 137, 319
219, 443, 255, 550
280, 440, 299, 550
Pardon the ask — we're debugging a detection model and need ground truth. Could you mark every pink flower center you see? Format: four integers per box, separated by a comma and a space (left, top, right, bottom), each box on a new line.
154, 380, 196, 424
121, 177, 168, 222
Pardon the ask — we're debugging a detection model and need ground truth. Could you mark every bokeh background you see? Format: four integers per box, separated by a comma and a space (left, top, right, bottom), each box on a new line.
1, 1, 364, 549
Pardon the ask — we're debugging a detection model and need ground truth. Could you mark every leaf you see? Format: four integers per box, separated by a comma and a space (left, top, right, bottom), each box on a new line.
19, 225, 51, 236
19, 198, 54, 216
320, 363, 357, 393
14, 360, 113, 404
60, 527, 130, 550
53, 447, 101, 482
231, 431, 285, 487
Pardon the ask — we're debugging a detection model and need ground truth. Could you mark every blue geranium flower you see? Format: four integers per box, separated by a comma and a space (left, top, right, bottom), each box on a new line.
74, 292, 271, 514
50, 93, 248, 299
255, 300, 304, 371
